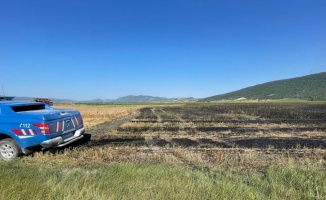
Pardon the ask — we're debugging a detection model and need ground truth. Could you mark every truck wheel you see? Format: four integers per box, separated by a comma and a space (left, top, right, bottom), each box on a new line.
0, 138, 21, 160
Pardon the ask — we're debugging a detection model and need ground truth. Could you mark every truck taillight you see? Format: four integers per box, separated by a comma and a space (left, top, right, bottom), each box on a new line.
33, 123, 50, 134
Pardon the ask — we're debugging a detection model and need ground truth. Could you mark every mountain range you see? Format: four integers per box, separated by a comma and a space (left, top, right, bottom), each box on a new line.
12, 96, 198, 103
79, 95, 198, 103
8, 72, 326, 103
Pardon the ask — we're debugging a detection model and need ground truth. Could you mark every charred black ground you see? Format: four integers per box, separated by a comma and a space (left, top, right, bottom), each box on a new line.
83, 104, 326, 150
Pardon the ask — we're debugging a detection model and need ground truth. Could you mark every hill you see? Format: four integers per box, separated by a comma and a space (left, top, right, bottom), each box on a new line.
114, 95, 197, 103
201, 72, 326, 101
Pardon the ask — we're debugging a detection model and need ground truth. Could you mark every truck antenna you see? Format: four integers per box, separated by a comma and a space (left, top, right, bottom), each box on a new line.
2, 84, 5, 97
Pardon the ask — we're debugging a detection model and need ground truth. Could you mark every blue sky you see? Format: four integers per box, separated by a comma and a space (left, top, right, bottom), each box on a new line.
1, 0, 325, 100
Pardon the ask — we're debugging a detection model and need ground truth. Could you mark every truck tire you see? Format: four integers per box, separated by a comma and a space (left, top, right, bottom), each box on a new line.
0, 138, 22, 160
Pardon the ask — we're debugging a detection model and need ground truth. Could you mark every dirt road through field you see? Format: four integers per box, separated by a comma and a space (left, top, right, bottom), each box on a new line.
87, 112, 140, 135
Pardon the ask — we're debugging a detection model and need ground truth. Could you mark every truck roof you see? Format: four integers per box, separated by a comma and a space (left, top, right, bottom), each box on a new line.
0, 101, 43, 106
0, 101, 54, 117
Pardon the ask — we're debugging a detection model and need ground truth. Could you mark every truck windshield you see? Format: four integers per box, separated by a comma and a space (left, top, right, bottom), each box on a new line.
11, 104, 46, 112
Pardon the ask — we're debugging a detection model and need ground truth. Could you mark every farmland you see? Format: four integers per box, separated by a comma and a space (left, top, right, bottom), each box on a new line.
75, 103, 326, 171
1, 103, 326, 199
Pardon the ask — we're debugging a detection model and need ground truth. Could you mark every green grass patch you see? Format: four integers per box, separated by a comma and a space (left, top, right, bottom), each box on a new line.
1, 160, 325, 200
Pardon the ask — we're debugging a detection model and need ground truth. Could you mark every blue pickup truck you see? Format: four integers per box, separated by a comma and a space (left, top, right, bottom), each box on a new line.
0, 101, 85, 160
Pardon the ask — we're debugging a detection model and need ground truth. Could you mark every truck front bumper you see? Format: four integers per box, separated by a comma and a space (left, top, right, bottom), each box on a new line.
40, 127, 85, 149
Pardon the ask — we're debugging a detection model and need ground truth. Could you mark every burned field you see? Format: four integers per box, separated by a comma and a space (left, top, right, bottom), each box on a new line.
67, 103, 326, 171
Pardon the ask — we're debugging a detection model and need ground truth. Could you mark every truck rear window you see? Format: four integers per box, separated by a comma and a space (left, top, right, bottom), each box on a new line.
11, 104, 46, 112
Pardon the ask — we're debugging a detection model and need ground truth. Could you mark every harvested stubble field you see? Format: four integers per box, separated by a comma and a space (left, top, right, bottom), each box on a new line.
41, 103, 326, 172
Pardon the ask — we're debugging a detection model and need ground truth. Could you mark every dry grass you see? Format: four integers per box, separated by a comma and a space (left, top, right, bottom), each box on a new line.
24, 145, 326, 174
54, 104, 143, 129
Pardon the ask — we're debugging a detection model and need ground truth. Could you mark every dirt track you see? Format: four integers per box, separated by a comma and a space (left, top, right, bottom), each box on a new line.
86, 112, 140, 135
